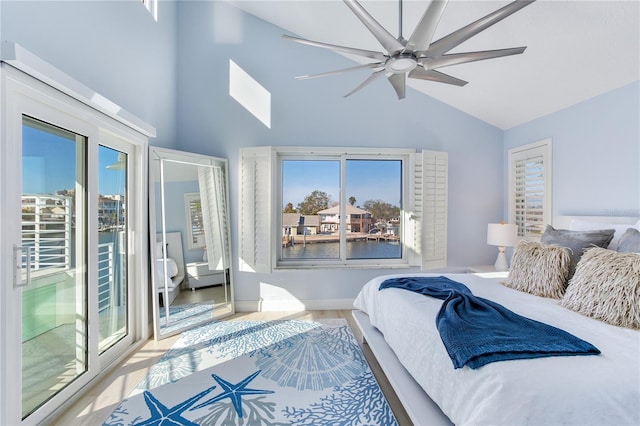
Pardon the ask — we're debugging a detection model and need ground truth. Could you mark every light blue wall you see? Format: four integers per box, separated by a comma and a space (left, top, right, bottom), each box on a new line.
504, 81, 640, 219
0, 0, 179, 147
174, 2, 505, 305
9, 1, 633, 307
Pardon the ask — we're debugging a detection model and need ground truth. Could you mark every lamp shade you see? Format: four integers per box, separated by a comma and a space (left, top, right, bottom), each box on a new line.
487, 223, 518, 247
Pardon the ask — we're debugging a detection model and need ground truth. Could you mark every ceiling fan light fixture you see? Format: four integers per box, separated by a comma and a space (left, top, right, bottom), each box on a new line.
386, 56, 417, 73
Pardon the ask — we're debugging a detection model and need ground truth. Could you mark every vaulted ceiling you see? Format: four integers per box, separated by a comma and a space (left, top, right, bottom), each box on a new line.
228, 0, 639, 129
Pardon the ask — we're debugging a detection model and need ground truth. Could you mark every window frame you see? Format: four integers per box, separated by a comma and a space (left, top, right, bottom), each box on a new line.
508, 138, 552, 240
142, 0, 158, 21
239, 146, 448, 272
276, 149, 411, 269
184, 192, 205, 250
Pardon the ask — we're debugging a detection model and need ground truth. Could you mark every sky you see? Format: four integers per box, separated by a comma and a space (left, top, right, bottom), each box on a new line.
21, 121, 401, 207
282, 159, 401, 209
22, 123, 125, 196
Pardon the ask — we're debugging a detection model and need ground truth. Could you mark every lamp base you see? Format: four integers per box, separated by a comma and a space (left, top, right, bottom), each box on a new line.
494, 247, 509, 272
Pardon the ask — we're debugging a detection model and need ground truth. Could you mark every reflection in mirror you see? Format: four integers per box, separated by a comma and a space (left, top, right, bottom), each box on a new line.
149, 147, 233, 339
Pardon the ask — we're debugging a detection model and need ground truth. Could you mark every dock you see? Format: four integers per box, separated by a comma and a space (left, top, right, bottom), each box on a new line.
283, 232, 398, 246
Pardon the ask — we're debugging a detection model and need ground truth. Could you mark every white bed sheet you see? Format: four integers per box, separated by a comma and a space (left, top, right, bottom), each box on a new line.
353, 273, 640, 426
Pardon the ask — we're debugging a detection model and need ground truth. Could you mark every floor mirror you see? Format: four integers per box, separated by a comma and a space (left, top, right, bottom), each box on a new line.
149, 146, 234, 339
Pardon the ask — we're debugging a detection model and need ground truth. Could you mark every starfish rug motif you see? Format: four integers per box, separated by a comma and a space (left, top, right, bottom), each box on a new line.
104, 319, 397, 426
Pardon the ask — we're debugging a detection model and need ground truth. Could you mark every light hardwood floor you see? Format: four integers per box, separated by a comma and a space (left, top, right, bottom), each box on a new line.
52, 310, 412, 425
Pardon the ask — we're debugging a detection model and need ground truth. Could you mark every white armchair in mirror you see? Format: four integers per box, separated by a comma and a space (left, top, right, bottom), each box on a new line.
150, 146, 234, 340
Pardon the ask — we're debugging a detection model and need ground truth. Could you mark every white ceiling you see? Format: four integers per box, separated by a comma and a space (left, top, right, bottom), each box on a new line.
228, 0, 639, 129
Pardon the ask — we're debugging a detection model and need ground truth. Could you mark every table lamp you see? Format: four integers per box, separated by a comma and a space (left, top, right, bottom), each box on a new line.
487, 222, 518, 271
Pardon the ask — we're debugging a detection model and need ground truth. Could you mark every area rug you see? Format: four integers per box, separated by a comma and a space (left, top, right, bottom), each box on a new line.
158, 303, 214, 335
103, 319, 398, 426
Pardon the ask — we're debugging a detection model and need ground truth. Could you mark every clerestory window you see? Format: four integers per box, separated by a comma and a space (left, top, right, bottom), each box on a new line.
142, 0, 158, 21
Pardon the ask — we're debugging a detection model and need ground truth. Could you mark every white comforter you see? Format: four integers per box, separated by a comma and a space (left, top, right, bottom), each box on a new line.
353, 273, 640, 426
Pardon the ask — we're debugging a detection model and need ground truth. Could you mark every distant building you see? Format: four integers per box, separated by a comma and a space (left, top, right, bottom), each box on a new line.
98, 195, 125, 227
282, 213, 320, 236
317, 205, 373, 233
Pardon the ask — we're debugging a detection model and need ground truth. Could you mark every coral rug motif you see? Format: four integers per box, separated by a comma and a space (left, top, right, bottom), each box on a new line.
104, 319, 397, 426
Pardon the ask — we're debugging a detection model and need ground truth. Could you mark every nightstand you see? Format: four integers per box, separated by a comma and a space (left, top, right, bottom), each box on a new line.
185, 261, 225, 290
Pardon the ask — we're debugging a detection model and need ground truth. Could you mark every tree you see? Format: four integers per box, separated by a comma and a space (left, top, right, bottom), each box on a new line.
348, 196, 356, 206
297, 190, 331, 215
363, 199, 400, 222
283, 202, 297, 213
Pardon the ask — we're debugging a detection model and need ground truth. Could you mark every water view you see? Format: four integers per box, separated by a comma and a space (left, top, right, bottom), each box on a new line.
281, 158, 403, 263
283, 239, 401, 260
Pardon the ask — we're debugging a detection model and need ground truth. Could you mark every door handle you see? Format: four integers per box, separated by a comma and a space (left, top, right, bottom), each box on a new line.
13, 245, 31, 288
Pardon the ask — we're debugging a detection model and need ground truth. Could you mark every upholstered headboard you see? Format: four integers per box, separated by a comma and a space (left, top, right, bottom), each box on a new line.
552, 215, 639, 250
553, 215, 639, 229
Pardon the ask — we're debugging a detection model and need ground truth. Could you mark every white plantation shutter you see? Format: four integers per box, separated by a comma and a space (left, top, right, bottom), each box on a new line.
409, 150, 448, 269
198, 165, 229, 270
240, 146, 273, 272
508, 139, 552, 239
185, 194, 204, 248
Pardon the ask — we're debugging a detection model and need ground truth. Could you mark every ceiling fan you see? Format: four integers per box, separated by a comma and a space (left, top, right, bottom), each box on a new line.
283, 0, 535, 99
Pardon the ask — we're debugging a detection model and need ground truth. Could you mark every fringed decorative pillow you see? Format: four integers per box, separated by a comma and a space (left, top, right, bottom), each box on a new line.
503, 240, 570, 299
561, 247, 640, 329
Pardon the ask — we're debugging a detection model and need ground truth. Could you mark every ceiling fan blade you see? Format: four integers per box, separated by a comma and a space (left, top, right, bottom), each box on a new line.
344, 69, 388, 98
296, 62, 384, 80
282, 34, 386, 61
343, 0, 405, 55
420, 46, 527, 70
409, 68, 468, 86
387, 73, 406, 100
405, 0, 449, 52
425, 0, 535, 58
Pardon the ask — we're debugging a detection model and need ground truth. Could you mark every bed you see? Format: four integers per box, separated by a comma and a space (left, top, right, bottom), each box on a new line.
353, 216, 640, 425
155, 231, 185, 306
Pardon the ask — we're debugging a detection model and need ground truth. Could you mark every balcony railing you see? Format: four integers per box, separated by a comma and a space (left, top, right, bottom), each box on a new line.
22, 194, 119, 312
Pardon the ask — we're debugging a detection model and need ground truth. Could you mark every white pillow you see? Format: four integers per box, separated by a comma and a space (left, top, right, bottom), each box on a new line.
155, 258, 179, 284
569, 219, 635, 250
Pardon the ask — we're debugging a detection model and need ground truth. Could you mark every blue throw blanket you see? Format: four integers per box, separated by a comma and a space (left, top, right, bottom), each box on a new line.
379, 276, 600, 369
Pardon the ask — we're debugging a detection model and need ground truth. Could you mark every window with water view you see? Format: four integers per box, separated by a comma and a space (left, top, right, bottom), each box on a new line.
281, 158, 402, 262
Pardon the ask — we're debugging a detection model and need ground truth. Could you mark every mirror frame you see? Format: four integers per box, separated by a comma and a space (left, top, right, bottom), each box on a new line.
149, 146, 234, 340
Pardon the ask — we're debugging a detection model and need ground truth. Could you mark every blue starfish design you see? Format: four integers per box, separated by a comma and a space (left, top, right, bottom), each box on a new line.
190, 370, 274, 418
134, 384, 216, 426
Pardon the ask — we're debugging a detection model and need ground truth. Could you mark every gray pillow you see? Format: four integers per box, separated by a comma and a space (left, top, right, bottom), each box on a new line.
617, 228, 640, 253
540, 225, 615, 278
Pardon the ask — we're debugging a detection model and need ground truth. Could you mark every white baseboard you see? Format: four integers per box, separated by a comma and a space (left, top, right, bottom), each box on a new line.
235, 298, 355, 312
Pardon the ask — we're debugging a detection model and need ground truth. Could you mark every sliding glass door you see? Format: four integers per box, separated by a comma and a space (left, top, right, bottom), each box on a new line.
21, 117, 89, 418
97, 145, 129, 354
18, 117, 137, 420
1, 61, 150, 425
